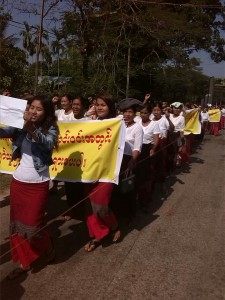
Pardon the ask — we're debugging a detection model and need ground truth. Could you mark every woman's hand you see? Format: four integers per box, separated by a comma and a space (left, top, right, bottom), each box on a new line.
178, 146, 185, 153
127, 158, 136, 171
164, 108, 170, 118
23, 121, 36, 134
150, 149, 155, 157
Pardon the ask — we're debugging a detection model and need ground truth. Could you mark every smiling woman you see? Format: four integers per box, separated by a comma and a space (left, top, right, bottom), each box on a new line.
84, 92, 121, 252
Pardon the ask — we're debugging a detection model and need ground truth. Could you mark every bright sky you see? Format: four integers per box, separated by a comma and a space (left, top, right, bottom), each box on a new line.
193, 51, 225, 78
5, 4, 225, 79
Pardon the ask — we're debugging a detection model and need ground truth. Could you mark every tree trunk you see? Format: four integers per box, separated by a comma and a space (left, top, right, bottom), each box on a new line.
34, 0, 45, 94
126, 45, 131, 98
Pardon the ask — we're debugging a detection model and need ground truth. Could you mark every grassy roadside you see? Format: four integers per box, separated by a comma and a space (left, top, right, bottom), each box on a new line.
0, 173, 12, 195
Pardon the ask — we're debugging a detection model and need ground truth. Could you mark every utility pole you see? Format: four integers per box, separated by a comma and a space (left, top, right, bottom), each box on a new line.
208, 76, 214, 105
34, 0, 45, 94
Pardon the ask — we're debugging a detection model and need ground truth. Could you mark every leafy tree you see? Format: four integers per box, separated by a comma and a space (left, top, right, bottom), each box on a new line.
58, 0, 224, 98
20, 21, 36, 60
2, 0, 225, 99
0, 13, 33, 94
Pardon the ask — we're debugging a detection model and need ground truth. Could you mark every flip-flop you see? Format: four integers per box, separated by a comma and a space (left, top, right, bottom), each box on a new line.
7, 266, 30, 280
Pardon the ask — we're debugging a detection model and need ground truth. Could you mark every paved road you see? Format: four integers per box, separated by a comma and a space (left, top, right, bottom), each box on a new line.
1, 132, 225, 300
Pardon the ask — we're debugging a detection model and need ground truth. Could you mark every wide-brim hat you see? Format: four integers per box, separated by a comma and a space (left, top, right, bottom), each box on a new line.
118, 98, 144, 111
170, 102, 183, 109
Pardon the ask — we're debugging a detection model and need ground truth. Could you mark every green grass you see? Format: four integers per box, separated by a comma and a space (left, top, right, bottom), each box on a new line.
0, 173, 12, 194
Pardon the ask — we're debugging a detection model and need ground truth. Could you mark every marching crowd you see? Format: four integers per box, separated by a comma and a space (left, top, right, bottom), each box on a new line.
0, 90, 225, 279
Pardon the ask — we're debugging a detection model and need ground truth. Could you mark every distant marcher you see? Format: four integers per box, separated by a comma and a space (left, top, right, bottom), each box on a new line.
55, 94, 74, 121
117, 99, 143, 216
220, 106, 225, 129
51, 95, 74, 194
152, 102, 174, 198
2, 89, 11, 96
136, 104, 159, 210
51, 94, 61, 110
63, 96, 88, 221
208, 107, 221, 136
85, 96, 97, 120
169, 102, 185, 168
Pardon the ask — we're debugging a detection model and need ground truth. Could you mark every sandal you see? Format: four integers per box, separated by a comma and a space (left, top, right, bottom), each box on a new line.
7, 266, 31, 280
111, 228, 121, 243
84, 239, 102, 252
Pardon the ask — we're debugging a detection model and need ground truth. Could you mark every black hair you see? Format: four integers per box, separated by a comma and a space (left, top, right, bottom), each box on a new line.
140, 103, 152, 113
96, 92, 116, 118
152, 102, 163, 111
121, 104, 138, 114
73, 96, 88, 109
61, 94, 73, 102
31, 95, 59, 134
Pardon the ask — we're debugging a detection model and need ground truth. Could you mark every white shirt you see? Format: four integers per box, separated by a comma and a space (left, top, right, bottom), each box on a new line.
73, 116, 90, 121
134, 115, 141, 123
13, 138, 50, 183
124, 122, 143, 156
55, 109, 75, 121
139, 121, 160, 144
134, 114, 154, 122
221, 108, 225, 117
153, 116, 170, 138
116, 114, 124, 120
170, 114, 185, 132
201, 112, 210, 122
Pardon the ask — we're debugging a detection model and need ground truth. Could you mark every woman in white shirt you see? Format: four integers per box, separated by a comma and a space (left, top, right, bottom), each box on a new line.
220, 106, 225, 129
152, 103, 174, 197
55, 94, 75, 121
201, 107, 210, 131
117, 101, 143, 216
63, 96, 88, 221
169, 102, 186, 169
51, 95, 75, 195
136, 104, 160, 209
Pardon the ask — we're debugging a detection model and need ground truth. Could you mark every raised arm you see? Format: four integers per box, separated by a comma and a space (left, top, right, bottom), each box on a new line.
0, 126, 17, 138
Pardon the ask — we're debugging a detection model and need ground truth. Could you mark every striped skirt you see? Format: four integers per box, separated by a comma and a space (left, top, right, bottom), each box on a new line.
10, 178, 50, 268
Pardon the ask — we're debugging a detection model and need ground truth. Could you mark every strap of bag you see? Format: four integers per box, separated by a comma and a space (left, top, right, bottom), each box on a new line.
124, 168, 133, 179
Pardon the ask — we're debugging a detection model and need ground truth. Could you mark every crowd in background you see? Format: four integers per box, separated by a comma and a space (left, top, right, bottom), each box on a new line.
1, 89, 225, 279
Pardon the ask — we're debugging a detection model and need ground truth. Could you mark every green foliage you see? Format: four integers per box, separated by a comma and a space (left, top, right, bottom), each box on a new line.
2, 1, 225, 100
55, 0, 224, 98
0, 13, 34, 94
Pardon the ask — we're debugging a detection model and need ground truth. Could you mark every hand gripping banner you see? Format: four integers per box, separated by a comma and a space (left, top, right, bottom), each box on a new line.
0, 119, 126, 185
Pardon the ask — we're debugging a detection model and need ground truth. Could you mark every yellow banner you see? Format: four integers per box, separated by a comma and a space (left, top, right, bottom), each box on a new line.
208, 109, 221, 122
0, 119, 125, 184
184, 109, 201, 135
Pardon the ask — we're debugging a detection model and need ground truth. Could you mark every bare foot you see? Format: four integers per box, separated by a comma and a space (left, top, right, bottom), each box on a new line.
84, 239, 102, 252
112, 229, 121, 243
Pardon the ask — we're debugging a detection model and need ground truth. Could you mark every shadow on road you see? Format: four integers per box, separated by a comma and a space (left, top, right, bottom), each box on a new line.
0, 195, 9, 208
0, 137, 209, 278
0, 273, 27, 300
